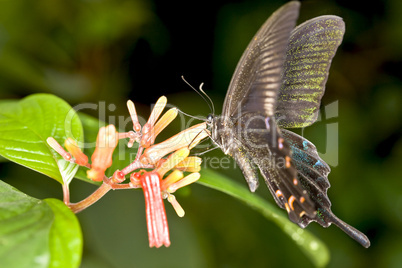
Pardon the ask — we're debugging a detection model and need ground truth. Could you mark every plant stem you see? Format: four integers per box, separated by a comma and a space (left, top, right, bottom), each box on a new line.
111, 183, 140, 190
121, 159, 153, 175
62, 183, 70, 205
135, 146, 144, 161
69, 183, 112, 213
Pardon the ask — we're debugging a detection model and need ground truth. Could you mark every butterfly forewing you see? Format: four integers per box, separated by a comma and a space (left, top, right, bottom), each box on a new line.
275, 16, 345, 128
222, 1, 300, 119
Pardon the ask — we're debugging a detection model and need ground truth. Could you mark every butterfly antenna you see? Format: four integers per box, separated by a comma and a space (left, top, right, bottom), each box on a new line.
198, 83, 215, 116
181, 76, 214, 115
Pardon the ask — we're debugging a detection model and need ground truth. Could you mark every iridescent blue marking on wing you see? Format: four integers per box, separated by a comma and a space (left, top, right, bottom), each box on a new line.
282, 130, 330, 206
314, 160, 325, 169
302, 140, 309, 150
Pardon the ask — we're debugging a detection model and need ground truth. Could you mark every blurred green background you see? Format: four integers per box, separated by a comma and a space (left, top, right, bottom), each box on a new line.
1, 0, 401, 267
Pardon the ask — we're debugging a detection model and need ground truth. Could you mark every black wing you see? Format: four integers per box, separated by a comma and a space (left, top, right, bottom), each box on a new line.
282, 129, 370, 248
275, 16, 345, 128
219, 1, 318, 228
222, 1, 300, 119
232, 113, 317, 223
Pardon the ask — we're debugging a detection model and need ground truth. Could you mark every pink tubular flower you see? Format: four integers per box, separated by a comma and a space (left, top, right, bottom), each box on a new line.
47, 96, 208, 248
132, 171, 170, 248
130, 147, 202, 247
87, 124, 118, 182
141, 96, 167, 148
64, 138, 88, 166
140, 122, 209, 165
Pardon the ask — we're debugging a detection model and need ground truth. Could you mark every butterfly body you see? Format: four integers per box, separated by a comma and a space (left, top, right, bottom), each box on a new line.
208, 1, 370, 248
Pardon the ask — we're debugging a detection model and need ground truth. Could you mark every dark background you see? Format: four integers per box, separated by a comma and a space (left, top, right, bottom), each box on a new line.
1, 0, 401, 267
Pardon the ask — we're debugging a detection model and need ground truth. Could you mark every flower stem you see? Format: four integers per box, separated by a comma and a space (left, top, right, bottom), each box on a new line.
62, 183, 70, 205
111, 183, 140, 190
121, 159, 153, 175
69, 183, 112, 213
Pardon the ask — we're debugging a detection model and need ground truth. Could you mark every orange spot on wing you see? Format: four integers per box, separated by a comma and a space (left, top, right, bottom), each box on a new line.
275, 190, 284, 198
288, 196, 296, 211
285, 156, 291, 168
278, 138, 284, 150
285, 203, 290, 213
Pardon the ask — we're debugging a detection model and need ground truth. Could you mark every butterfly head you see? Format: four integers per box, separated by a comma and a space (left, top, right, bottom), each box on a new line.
207, 115, 235, 155
206, 114, 218, 142
206, 113, 214, 124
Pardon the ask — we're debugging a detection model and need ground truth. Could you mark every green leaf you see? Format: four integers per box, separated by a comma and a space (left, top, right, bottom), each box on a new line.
45, 198, 83, 268
198, 169, 330, 268
0, 180, 54, 268
0, 94, 83, 184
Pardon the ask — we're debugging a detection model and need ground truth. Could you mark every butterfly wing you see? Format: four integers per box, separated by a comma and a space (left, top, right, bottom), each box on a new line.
213, 1, 370, 247
272, 15, 370, 247
281, 129, 370, 247
222, 1, 300, 119
216, 1, 317, 226
232, 113, 317, 222
275, 16, 345, 128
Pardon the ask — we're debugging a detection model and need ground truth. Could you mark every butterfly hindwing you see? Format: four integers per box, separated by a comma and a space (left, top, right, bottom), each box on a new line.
232, 113, 316, 223
282, 129, 370, 247
282, 129, 331, 222
275, 16, 345, 128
